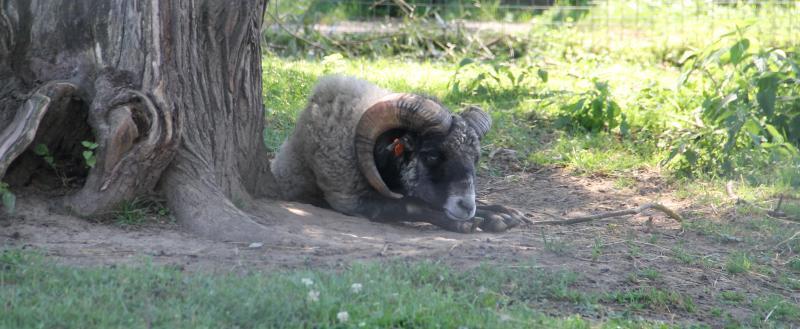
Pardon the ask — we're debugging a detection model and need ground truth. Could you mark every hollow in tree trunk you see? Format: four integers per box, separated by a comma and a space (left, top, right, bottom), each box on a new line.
0, 0, 279, 241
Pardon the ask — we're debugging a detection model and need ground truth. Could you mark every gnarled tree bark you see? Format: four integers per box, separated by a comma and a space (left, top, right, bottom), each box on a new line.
1, 0, 278, 241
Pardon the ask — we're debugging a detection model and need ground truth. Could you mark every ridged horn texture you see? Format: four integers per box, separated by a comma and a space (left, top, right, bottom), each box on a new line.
355, 93, 453, 199
461, 106, 492, 138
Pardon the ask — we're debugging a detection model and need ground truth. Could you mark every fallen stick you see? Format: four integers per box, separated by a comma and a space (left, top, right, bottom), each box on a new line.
726, 181, 759, 208
529, 202, 683, 225
727, 181, 797, 221
774, 231, 800, 250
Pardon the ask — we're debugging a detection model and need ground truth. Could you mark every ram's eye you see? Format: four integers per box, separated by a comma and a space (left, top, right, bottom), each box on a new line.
421, 153, 440, 164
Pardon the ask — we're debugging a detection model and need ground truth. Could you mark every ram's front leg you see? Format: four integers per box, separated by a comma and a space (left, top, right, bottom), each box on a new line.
353, 196, 484, 233
476, 204, 530, 232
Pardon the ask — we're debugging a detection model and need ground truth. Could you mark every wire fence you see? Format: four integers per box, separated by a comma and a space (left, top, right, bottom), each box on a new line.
266, 0, 800, 48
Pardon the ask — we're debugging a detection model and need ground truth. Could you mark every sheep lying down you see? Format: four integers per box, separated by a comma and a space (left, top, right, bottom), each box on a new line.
271, 76, 528, 232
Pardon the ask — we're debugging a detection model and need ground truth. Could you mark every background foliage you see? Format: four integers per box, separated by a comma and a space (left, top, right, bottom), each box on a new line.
263, 0, 800, 185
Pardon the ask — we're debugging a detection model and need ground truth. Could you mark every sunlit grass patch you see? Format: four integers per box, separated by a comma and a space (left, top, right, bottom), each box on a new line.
752, 295, 800, 324
719, 290, 746, 303
604, 287, 695, 313
2, 249, 691, 329
725, 252, 752, 275
526, 132, 663, 175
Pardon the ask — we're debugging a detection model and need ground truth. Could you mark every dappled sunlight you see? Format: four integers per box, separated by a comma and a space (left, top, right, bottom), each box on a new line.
285, 207, 310, 216
339, 232, 381, 241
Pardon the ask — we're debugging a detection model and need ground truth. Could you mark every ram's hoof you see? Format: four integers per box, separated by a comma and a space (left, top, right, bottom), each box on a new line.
469, 216, 485, 233
476, 204, 529, 232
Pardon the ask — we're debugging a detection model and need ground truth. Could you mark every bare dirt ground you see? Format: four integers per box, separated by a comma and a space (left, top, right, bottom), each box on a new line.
2, 162, 798, 326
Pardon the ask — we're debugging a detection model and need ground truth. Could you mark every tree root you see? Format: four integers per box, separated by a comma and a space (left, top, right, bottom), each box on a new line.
64, 83, 178, 217
528, 202, 683, 225
162, 167, 274, 242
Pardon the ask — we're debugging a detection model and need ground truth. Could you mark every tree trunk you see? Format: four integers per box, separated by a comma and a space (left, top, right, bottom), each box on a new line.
0, 0, 278, 241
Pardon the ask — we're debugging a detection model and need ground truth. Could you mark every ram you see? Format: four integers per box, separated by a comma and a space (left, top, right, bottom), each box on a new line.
271, 76, 527, 232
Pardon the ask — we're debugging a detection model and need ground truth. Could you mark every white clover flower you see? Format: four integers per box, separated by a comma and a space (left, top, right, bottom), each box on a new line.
478, 286, 487, 293
350, 283, 363, 293
358, 321, 366, 327
301, 278, 313, 286
307, 290, 320, 302
337, 311, 349, 322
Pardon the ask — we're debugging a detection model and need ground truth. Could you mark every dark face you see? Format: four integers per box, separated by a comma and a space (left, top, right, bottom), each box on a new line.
376, 116, 483, 220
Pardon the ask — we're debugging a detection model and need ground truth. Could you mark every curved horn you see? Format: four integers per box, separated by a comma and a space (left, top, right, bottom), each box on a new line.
355, 93, 452, 199
461, 105, 492, 138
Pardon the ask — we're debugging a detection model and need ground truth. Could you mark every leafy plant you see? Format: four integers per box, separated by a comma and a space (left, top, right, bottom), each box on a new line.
558, 79, 628, 134
113, 198, 173, 227
31, 143, 70, 187
0, 181, 15, 215
447, 58, 547, 101
725, 252, 752, 274
663, 31, 800, 177
81, 141, 99, 168
33, 143, 55, 168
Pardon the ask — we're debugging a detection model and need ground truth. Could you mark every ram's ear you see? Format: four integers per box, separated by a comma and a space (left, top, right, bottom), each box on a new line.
461, 106, 492, 139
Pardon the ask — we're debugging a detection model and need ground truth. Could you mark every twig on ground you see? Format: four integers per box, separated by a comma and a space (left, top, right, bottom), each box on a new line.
379, 243, 390, 257
528, 202, 683, 225
727, 181, 797, 221
774, 231, 800, 250
764, 305, 778, 323
727, 180, 773, 212
768, 194, 787, 218
726, 180, 746, 205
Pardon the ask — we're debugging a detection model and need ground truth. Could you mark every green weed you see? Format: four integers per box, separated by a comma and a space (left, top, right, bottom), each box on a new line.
0, 182, 15, 216
719, 290, 746, 303
80, 141, 98, 168
671, 245, 696, 265
542, 230, 572, 255
664, 31, 800, 178
33, 143, 55, 168
789, 258, 800, 272
558, 79, 628, 135
725, 252, 752, 275
752, 295, 800, 323
637, 268, 661, 281
591, 237, 604, 261
112, 199, 172, 227
605, 287, 695, 313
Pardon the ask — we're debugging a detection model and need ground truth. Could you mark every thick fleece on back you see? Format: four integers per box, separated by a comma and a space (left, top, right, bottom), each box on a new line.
271, 76, 390, 214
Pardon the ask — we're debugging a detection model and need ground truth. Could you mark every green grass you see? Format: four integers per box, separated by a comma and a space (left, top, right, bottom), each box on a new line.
637, 268, 661, 281
789, 258, 800, 272
111, 198, 173, 227
262, 54, 668, 176
604, 287, 695, 313
725, 252, 752, 275
719, 291, 746, 303
265, 0, 800, 183
670, 245, 697, 265
7, 2, 794, 328
0, 250, 687, 329
752, 295, 800, 324
263, 48, 797, 184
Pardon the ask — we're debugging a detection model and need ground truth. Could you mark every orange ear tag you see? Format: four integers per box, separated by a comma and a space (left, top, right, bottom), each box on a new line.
393, 138, 404, 157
